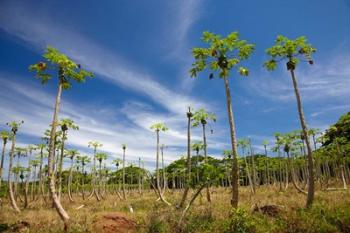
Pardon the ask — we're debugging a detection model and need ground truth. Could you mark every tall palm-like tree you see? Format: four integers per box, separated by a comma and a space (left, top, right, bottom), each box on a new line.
14, 147, 26, 201
150, 123, 171, 205
57, 119, 79, 200
0, 131, 10, 190
29, 159, 40, 200
65, 149, 79, 202
6, 121, 24, 212
282, 132, 307, 195
223, 150, 233, 187
308, 128, 320, 150
29, 47, 93, 230
264, 35, 316, 207
88, 141, 103, 201
121, 144, 127, 200
76, 155, 90, 200
96, 152, 108, 196
160, 144, 168, 194
179, 107, 193, 208
190, 31, 255, 207
35, 143, 47, 200
24, 145, 36, 208
191, 141, 204, 184
112, 158, 122, 197
192, 108, 216, 202
272, 133, 284, 192
237, 139, 254, 193
262, 140, 270, 185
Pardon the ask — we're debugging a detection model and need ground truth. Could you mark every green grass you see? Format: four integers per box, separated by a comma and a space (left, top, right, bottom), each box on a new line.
0, 186, 349, 232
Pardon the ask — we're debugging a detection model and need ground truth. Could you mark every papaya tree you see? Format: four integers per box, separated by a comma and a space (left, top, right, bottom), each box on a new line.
112, 158, 123, 198
24, 145, 36, 208
29, 159, 40, 200
29, 46, 93, 230
76, 155, 90, 200
262, 140, 270, 185
150, 123, 171, 205
190, 31, 254, 207
6, 121, 24, 212
57, 119, 79, 200
96, 152, 108, 197
121, 144, 127, 200
237, 138, 254, 193
192, 108, 216, 202
264, 35, 316, 207
35, 143, 47, 200
65, 149, 79, 202
191, 141, 204, 184
88, 141, 103, 201
179, 107, 193, 208
0, 131, 10, 190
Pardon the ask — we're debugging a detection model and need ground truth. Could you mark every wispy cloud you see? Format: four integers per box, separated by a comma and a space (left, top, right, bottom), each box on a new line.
0, 1, 208, 115
247, 53, 350, 103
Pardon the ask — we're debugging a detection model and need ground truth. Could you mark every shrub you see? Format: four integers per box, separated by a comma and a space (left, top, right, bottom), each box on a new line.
221, 208, 256, 233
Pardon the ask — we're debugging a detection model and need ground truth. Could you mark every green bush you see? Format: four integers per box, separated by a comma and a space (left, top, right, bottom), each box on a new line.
221, 208, 256, 233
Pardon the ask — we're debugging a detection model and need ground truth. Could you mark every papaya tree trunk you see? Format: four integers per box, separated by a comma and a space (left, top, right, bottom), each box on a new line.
68, 158, 74, 202
122, 148, 126, 200
24, 154, 31, 208
223, 77, 239, 208
47, 74, 70, 231
290, 69, 315, 208
8, 132, 20, 212
202, 123, 211, 203
179, 108, 192, 208
0, 139, 7, 190
155, 131, 171, 205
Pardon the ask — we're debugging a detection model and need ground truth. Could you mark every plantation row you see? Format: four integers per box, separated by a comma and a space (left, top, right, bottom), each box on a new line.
0, 31, 349, 232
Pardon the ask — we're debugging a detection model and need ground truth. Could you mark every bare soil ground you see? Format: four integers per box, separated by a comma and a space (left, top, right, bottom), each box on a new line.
93, 212, 137, 233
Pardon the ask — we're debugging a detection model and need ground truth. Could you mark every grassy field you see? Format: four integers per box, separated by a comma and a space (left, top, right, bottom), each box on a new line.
1, 185, 350, 233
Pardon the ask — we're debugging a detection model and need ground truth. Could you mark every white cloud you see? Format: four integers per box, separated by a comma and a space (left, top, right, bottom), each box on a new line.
0, 1, 209, 115
247, 54, 350, 103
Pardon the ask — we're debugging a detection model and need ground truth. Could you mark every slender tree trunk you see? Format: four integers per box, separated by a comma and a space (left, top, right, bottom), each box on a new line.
138, 158, 142, 195
223, 77, 239, 208
68, 158, 74, 202
90, 148, 101, 201
178, 182, 207, 227
8, 133, 20, 212
161, 146, 166, 194
179, 108, 192, 208
155, 131, 171, 205
32, 166, 37, 201
47, 75, 70, 231
0, 140, 7, 190
24, 153, 31, 208
249, 139, 257, 192
264, 145, 269, 185
244, 155, 254, 193
122, 148, 126, 200
38, 147, 44, 200
202, 123, 211, 203
341, 164, 348, 190
81, 165, 85, 200
58, 132, 66, 201
156, 131, 161, 196
196, 150, 199, 184
286, 151, 308, 195
278, 149, 283, 191
290, 69, 315, 208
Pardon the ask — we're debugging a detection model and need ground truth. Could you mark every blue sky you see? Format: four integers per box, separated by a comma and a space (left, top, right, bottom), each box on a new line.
0, 0, 349, 172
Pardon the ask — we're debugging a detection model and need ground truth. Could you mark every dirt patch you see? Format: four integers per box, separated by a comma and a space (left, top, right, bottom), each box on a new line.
93, 212, 137, 233
253, 204, 283, 217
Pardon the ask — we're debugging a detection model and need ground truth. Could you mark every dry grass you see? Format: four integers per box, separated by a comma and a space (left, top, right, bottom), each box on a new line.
0, 186, 349, 232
